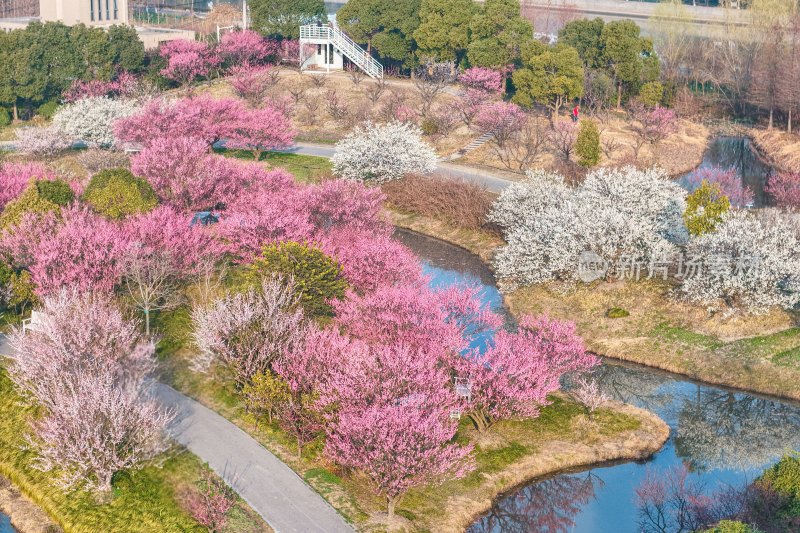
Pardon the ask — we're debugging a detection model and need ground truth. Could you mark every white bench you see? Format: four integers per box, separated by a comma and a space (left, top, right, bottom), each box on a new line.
22, 310, 48, 333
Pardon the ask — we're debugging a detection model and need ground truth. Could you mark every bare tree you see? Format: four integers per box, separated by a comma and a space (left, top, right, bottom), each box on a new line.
307, 73, 327, 89
347, 64, 367, 86
326, 89, 348, 121
492, 118, 548, 171
549, 120, 577, 161
286, 82, 308, 106
600, 132, 621, 160
122, 248, 182, 336
364, 78, 388, 106
414, 59, 456, 114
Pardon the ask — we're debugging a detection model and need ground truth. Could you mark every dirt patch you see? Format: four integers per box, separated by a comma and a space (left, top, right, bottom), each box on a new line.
0, 476, 59, 533
750, 129, 800, 173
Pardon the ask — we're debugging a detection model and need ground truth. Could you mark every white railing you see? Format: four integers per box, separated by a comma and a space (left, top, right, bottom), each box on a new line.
299, 25, 383, 79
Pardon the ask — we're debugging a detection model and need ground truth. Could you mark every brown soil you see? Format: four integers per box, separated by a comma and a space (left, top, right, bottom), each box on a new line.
0, 476, 59, 533
750, 128, 800, 173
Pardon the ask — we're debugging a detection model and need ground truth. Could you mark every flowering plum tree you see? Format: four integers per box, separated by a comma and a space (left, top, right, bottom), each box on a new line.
454, 89, 492, 127
490, 167, 688, 286
680, 210, 800, 312
303, 179, 389, 235
184, 470, 238, 532
684, 166, 754, 208
8, 290, 168, 493
474, 102, 526, 148
62, 72, 140, 103
571, 375, 610, 418
767, 172, 800, 209
192, 278, 306, 386
226, 105, 295, 161
114, 95, 247, 148
52, 96, 139, 148
459, 67, 503, 94
28, 206, 128, 295
159, 40, 220, 86
0, 163, 55, 210
218, 30, 278, 67
455, 315, 599, 432
332, 121, 438, 183
325, 402, 474, 522
631, 105, 678, 146
14, 127, 73, 158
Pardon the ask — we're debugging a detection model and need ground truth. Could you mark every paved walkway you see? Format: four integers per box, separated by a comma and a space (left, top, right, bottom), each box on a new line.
283, 141, 515, 193
0, 335, 353, 533
154, 384, 354, 533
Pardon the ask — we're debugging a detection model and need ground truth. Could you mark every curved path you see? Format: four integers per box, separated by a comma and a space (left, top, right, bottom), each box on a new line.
282, 142, 515, 193
0, 335, 353, 533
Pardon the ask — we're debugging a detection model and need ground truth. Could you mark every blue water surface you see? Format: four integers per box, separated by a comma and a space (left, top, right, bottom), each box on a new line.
395, 229, 800, 533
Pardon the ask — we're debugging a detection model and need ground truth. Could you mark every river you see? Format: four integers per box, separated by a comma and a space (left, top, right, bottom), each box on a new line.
394, 229, 800, 533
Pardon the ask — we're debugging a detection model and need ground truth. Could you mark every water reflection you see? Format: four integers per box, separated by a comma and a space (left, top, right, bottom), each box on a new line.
393, 229, 800, 533
679, 136, 774, 207
469, 474, 603, 533
0, 514, 14, 533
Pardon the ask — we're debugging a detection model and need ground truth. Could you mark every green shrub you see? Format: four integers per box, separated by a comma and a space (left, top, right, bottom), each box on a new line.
0, 184, 60, 231
684, 181, 730, 236
82, 168, 158, 219
606, 307, 630, 318
37, 100, 59, 120
639, 81, 664, 108
420, 118, 438, 136
759, 453, 800, 501
35, 178, 74, 206
576, 119, 601, 167
705, 520, 758, 533
244, 241, 347, 317
0, 108, 10, 127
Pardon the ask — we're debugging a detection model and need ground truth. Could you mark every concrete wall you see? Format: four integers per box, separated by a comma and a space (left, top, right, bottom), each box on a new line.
40, 0, 129, 25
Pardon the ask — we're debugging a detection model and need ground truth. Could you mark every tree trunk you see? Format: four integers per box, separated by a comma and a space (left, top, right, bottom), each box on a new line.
296, 437, 302, 460
144, 308, 151, 336
387, 495, 401, 523
12, 102, 18, 122
789, 107, 793, 133
769, 107, 774, 130
616, 83, 622, 109
253, 148, 262, 161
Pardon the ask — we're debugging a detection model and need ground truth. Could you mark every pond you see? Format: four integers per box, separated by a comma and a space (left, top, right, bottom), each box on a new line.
679, 136, 775, 208
0, 513, 14, 533
393, 229, 800, 533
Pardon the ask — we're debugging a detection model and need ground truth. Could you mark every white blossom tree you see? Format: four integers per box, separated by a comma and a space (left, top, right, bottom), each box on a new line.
680, 209, 800, 312
489, 167, 688, 286
192, 277, 307, 386
332, 121, 438, 183
15, 126, 73, 158
52, 96, 139, 148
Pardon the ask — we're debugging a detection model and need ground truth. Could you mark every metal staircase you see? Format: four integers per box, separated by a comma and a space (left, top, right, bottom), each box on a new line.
299, 25, 384, 79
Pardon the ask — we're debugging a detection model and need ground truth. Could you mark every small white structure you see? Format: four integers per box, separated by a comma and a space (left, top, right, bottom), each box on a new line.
22, 310, 48, 334
299, 24, 383, 79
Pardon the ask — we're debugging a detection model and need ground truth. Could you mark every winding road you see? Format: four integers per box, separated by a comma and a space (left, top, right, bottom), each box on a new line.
0, 335, 354, 533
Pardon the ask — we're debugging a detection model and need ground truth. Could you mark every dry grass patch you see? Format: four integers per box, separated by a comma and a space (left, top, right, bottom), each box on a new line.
751, 128, 800, 173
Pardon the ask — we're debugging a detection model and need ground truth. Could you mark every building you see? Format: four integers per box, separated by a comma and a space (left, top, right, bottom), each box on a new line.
299, 24, 383, 79
0, 0, 194, 48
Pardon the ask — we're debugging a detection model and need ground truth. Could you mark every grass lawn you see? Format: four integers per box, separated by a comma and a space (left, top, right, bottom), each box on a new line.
214, 148, 332, 184
153, 306, 659, 533
0, 365, 269, 533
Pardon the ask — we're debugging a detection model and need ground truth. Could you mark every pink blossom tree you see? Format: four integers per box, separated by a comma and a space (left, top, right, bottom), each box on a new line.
0, 162, 55, 210
766, 171, 800, 208
571, 375, 609, 418
325, 402, 474, 522
218, 30, 278, 67
455, 89, 492, 127
684, 166, 754, 208
632, 104, 678, 146
185, 472, 237, 533
303, 179, 389, 235
454, 315, 599, 432
192, 277, 307, 386
459, 67, 503, 94
159, 40, 220, 86
115, 95, 247, 148
62, 72, 139, 103
226, 105, 295, 161
131, 136, 274, 211
333, 284, 502, 359
474, 102, 527, 147
28, 206, 127, 296
8, 290, 168, 493
319, 229, 422, 293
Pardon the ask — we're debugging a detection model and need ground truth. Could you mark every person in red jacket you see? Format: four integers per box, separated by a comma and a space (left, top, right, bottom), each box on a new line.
571, 104, 580, 122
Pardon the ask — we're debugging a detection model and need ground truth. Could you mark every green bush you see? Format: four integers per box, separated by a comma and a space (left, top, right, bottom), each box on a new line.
35, 179, 74, 206
0, 183, 60, 231
37, 100, 59, 120
0, 108, 10, 127
576, 119, 601, 167
605, 307, 630, 318
420, 118, 438, 136
759, 453, 800, 501
82, 168, 159, 219
639, 81, 664, 108
684, 181, 730, 236
244, 241, 348, 317
705, 521, 758, 533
